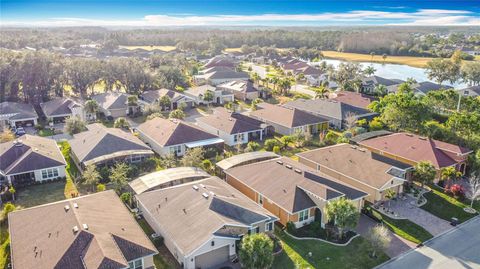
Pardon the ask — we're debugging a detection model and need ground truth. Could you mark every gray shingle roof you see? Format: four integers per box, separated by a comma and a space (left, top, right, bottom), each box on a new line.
91, 92, 128, 110
250, 103, 328, 128
0, 101, 38, 120
197, 107, 265, 134
284, 99, 376, 121
0, 135, 66, 175
69, 123, 152, 164
40, 98, 79, 117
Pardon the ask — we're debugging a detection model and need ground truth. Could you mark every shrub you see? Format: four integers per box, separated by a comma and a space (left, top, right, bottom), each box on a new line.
286, 221, 296, 234
96, 184, 106, 192
446, 184, 464, 199
369, 117, 384, 131
273, 146, 280, 154
324, 131, 339, 145
120, 192, 132, 206
264, 139, 280, 151
245, 141, 261, 152
35, 124, 44, 130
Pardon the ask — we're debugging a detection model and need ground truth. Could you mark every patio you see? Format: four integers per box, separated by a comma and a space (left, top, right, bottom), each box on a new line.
378, 195, 451, 236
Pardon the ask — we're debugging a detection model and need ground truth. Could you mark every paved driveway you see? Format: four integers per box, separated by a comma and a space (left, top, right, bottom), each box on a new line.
388, 196, 451, 236
377, 216, 480, 269
357, 215, 416, 258
290, 84, 315, 97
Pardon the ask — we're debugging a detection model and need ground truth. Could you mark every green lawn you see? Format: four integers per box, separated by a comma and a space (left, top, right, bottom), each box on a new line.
420, 184, 479, 223
272, 230, 389, 269
366, 207, 432, 244
0, 224, 9, 269
15, 181, 67, 208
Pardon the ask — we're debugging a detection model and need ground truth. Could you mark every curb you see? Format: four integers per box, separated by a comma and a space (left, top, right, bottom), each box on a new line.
284, 230, 360, 246
373, 214, 480, 269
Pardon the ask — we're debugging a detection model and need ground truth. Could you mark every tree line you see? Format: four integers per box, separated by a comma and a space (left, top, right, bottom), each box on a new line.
0, 49, 191, 105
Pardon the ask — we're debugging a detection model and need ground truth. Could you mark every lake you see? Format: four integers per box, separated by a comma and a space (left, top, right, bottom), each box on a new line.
311, 59, 466, 88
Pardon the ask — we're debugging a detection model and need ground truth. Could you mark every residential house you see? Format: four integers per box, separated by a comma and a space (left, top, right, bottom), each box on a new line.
203, 55, 236, 69
196, 107, 269, 146
412, 81, 453, 95
136, 117, 224, 157
0, 101, 38, 127
225, 157, 368, 228
69, 123, 154, 170
139, 89, 194, 110
297, 144, 411, 203
457, 85, 480, 97
129, 167, 211, 195
91, 92, 133, 118
217, 80, 259, 101
330, 91, 376, 109
359, 132, 472, 180
284, 98, 377, 130
249, 102, 329, 136
460, 46, 480, 56
8, 190, 157, 269
194, 67, 250, 86
136, 176, 277, 269
184, 85, 234, 105
40, 97, 85, 123
216, 151, 280, 178
361, 76, 404, 94
0, 135, 66, 187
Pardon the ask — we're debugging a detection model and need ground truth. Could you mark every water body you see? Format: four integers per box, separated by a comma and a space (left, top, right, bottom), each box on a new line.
311, 59, 466, 88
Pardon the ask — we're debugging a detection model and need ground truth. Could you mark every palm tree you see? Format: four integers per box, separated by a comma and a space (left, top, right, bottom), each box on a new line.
370, 52, 376, 60
251, 72, 261, 87
441, 166, 462, 187
384, 189, 396, 209
382, 54, 388, 64
414, 161, 437, 189
406, 77, 417, 85
374, 84, 388, 96
364, 66, 376, 76
84, 99, 99, 121
313, 85, 329, 99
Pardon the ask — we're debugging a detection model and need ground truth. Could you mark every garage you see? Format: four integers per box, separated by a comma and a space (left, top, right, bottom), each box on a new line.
194, 245, 230, 269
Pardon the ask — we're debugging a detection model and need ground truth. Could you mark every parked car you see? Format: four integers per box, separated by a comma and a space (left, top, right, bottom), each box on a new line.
15, 127, 26, 136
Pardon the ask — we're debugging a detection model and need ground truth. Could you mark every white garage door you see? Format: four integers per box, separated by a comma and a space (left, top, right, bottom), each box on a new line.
194, 245, 229, 269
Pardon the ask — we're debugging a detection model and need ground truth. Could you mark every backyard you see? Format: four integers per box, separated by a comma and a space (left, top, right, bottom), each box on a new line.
272, 229, 389, 269
420, 184, 480, 223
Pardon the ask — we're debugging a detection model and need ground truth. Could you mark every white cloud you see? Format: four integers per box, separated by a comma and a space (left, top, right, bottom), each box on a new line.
1, 9, 479, 27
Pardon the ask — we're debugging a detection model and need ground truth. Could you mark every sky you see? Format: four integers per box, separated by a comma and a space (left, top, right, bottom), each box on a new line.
1, 0, 480, 27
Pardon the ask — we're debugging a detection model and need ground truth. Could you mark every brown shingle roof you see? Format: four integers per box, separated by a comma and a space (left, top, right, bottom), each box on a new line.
297, 144, 410, 189
359, 133, 472, 169
137, 117, 218, 146
0, 135, 66, 175
136, 177, 274, 256
225, 157, 367, 213
249, 103, 328, 128
8, 190, 157, 269
197, 107, 265, 134
331, 91, 376, 109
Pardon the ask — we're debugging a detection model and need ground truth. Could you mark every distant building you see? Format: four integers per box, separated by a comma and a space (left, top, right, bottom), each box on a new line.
184, 85, 234, 105
194, 67, 250, 86
196, 107, 270, 146
361, 76, 404, 94
8, 190, 157, 269
139, 88, 194, 110
91, 92, 132, 118
249, 102, 329, 136
217, 80, 259, 101
40, 97, 85, 123
330, 91, 376, 109
457, 85, 480, 97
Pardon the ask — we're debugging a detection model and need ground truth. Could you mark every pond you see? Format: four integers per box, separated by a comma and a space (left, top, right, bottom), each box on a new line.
311, 59, 467, 88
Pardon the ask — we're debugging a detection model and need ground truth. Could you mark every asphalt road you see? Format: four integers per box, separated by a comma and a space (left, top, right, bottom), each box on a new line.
377, 216, 480, 269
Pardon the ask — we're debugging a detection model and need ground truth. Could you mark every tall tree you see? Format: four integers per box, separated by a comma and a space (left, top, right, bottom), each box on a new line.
109, 162, 129, 193
365, 225, 391, 258
413, 161, 437, 188
83, 165, 100, 192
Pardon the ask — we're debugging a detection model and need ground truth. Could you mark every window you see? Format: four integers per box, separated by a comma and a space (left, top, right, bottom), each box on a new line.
265, 221, 273, 231
41, 168, 59, 179
248, 226, 260, 235
258, 194, 263, 205
299, 209, 309, 222
128, 259, 143, 269
130, 155, 143, 163
169, 145, 182, 155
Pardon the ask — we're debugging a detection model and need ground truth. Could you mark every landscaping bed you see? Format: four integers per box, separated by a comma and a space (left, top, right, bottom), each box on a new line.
290, 222, 357, 244
420, 184, 479, 223
363, 205, 433, 244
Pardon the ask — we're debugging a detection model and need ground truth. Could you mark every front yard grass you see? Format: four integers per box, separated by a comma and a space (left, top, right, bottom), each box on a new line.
273, 229, 389, 269
0, 224, 9, 269
365, 207, 433, 244
420, 184, 479, 223
38, 128, 55, 137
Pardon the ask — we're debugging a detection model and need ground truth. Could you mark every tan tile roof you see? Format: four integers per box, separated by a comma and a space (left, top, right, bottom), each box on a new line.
249, 103, 328, 128
136, 177, 274, 256
137, 117, 217, 146
359, 133, 471, 169
297, 144, 409, 189
8, 190, 157, 269
331, 91, 376, 109
225, 157, 367, 213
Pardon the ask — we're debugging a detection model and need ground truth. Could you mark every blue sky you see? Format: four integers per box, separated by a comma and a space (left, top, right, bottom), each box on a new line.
2, 0, 479, 26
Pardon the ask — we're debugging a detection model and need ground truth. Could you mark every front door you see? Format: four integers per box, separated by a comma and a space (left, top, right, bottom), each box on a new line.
314, 208, 322, 222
